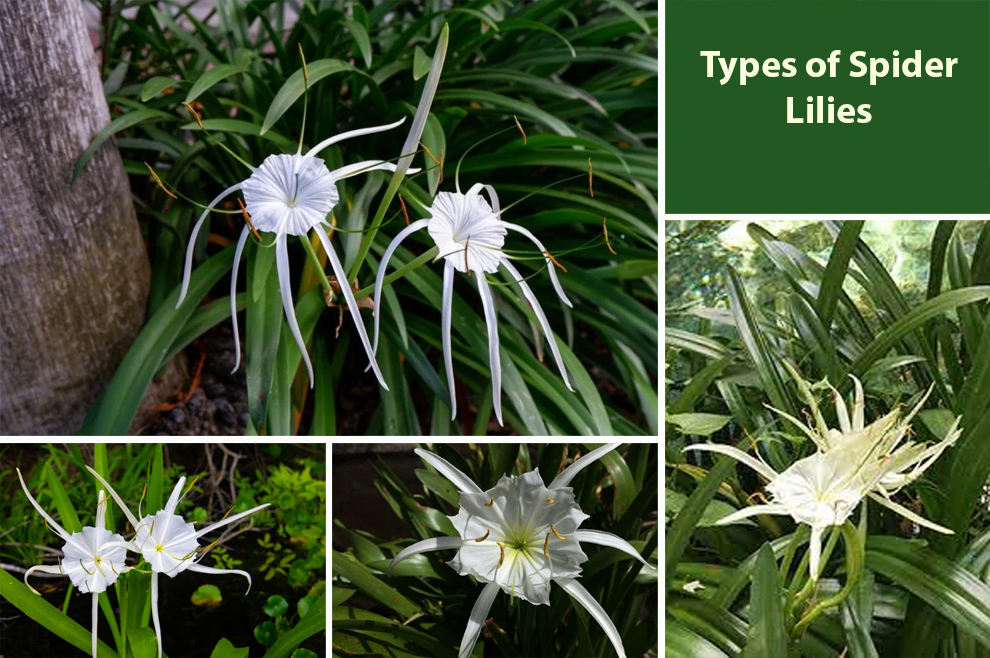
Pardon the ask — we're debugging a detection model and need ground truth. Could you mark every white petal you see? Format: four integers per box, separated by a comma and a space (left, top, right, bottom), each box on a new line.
481, 184, 501, 217
397, 26, 447, 177
476, 274, 503, 426
414, 449, 483, 495
85, 467, 141, 530
442, 260, 457, 420
500, 259, 572, 390
458, 582, 500, 658
682, 443, 779, 483
834, 386, 851, 434
164, 477, 186, 516
177, 183, 243, 306
17, 468, 71, 542
809, 525, 823, 582
387, 536, 464, 577
549, 443, 620, 490
331, 160, 421, 181
276, 234, 315, 388
24, 564, 66, 594
851, 375, 865, 430
315, 228, 388, 390
194, 503, 270, 540
764, 404, 831, 451
867, 492, 954, 534
186, 563, 253, 593
306, 118, 407, 158
554, 576, 626, 658
571, 530, 653, 569
712, 504, 791, 526
502, 221, 572, 307
151, 572, 163, 658
370, 219, 430, 358
230, 225, 251, 373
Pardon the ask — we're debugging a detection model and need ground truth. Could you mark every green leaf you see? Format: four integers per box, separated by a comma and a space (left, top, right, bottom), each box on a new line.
666, 616, 729, 658
421, 113, 445, 197
254, 621, 277, 647
665, 488, 754, 527
261, 593, 326, 658
128, 626, 158, 658
261, 59, 353, 135
867, 535, 990, 650
840, 571, 879, 658
0, 569, 121, 657
264, 595, 289, 618
331, 551, 419, 619
141, 76, 181, 102
344, 20, 372, 68
331, 587, 355, 608
210, 637, 250, 658
740, 544, 789, 658
247, 243, 282, 431
45, 462, 82, 532
289, 650, 317, 658
191, 584, 223, 609
412, 46, 431, 80
817, 220, 864, 329
666, 413, 732, 437
185, 64, 248, 103
148, 443, 164, 514
71, 108, 178, 183
181, 119, 297, 151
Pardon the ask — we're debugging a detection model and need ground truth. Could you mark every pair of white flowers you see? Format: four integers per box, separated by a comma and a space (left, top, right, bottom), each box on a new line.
387, 444, 655, 658
17, 466, 268, 658
686, 372, 961, 580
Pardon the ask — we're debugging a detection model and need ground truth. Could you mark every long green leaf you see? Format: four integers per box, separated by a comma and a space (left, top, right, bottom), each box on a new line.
740, 544, 789, 658
260, 59, 353, 134
247, 243, 282, 431
70, 109, 177, 183
261, 593, 325, 658
185, 63, 248, 102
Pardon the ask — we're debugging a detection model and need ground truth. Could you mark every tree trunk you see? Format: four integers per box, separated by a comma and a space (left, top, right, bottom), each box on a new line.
0, 0, 150, 435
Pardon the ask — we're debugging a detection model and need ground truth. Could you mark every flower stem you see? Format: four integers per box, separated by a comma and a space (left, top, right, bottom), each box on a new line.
353, 246, 439, 300
791, 523, 862, 639
300, 232, 333, 295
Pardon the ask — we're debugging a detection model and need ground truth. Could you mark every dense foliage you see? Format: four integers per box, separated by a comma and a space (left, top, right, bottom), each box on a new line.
75, 0, 658, 436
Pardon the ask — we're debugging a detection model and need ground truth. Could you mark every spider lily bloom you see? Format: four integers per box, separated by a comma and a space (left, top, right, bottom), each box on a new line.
387, 445, 654, 658
684, 380, 961, 580
17, 469, 133, 658
372, 183, 573, 424
175, 118, 419, 390
87, 467, 269, 658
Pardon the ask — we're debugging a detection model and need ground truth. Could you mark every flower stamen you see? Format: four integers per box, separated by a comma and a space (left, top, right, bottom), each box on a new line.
474, 529, 490, 542
543, 531, 551, 558
603, 217, 617, 255
79, 559, 94, 575
484, 497, 494, 507
495, 541, 505, 569
545, 250, 567, 273
550, 524, 567, 540
546, 497, 554, 504
398, 193, 410, 226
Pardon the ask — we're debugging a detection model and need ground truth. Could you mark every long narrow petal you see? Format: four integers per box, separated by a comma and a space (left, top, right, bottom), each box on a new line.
502, 221, 572, 308
396, 25, 448, 177
554, 577, 626, 658
442, 261, 457, 420
683, 443, 779, 483
276, 234, 315, 388
164, 476, 186, 516
868, 492, 954, 534
851, 375, 865, 430
482, 184, 501, 216
306, 118, 407, 158
476, 274, 503, 426
177, 183, 243, 307
230, 225, 251, 373
92, 592, 99, 658
193, 503, 270, 540
548, 443, 620, 490
315, 228, 388, 390
186, 563, 253, 593
18, 468, 71, 542
387, 536, 465, 577
370, 219, 431, 357
833, 386, 851, 434
24, 564, 66, 594
331, 160, 421, 181
809, 525, 823, 582
414, 449, 483, 495
500, 259, 572, 390
713, 504, 791, 526
96, 490, 106, 531
151, 572, 162, 658
571, 530, 654, 568
458, 582, 500, 658
764, 404, 830, 451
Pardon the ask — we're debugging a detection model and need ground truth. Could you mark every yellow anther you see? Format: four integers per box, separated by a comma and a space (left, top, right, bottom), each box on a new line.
546, 498, 554, 504
298, 43, 309, 86
484, 497, 494, 507
109, 560, 118, 576
514, 115, 527, 145
237, 198, 262, 242
220, 506, 235, 521
182, 102, 203, 130
603, 217, 617, 255
475, 529, 490, 542
544, 531, 551, 558
57, 555, 63, 573
143, 163, 178, 199
398, 193, 410, 226
495, 542, 505, 569
464, 236, 472, 276
551, 524, 568, 541
79, 559, 94, 575
545, 251, 567, 273
185, 475, 201, 498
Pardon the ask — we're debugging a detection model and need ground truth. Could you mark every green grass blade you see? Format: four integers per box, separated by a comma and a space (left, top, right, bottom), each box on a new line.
740, 544, 789, 658
260, 59, 353, 135
70, 108, 177, 183
247, 243, 282, 431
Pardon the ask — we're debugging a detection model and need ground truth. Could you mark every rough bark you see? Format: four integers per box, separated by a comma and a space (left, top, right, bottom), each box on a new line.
0, 0, 150, 434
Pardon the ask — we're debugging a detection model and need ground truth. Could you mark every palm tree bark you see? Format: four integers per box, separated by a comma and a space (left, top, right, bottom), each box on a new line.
0, 0, 150, 434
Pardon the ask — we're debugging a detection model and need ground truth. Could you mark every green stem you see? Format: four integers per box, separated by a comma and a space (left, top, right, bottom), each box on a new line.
300, 232, 332, 294
348, 173, 405, 281
791, 524, 861, 638
353, 246, 439, 299
779, 526, 808, 584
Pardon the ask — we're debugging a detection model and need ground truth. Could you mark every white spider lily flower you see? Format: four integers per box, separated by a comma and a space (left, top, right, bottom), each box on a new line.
684, 379, 961, 580
87, 467, 269, 658
387, 445, 654, 658
17, 469, 133, 658
372, 183, 573, 425
175, 118, 419, 391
